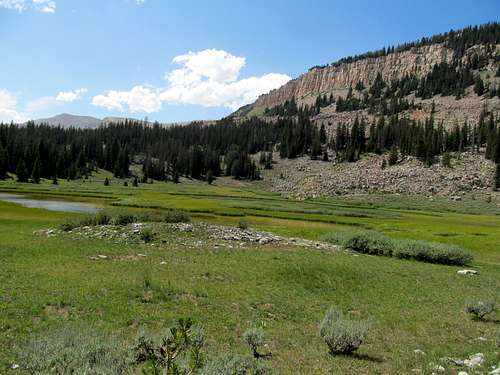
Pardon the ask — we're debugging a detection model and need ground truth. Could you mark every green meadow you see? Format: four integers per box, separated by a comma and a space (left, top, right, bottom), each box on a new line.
0, 176, 499, 373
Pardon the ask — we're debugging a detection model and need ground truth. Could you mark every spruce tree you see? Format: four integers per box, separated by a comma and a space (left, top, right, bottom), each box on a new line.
388, 146, 399, 166
52, 175, 58, 185
0, 145, 7, 179
16, 159, 29, 182
474, 75, 485, 96
104, 177, 110, 186
31, 158, 41, 184
494, 164, 500, 191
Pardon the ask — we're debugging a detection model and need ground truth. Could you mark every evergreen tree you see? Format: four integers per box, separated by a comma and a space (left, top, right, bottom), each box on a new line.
104, 177, 110, 186
0, 145, 7, 179
16, 159, 29, 182
206, 169, 214, 185
388, 146, 399, 166
133, 176, 139, 187
31, 157, 41, 183
52, 175, 58, 185
474, 75, 485, 96
494, 164, 500, 191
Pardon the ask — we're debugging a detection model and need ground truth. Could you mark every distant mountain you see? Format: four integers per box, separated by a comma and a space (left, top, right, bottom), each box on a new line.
31, 113, 190, 128
33, 113, 102, 129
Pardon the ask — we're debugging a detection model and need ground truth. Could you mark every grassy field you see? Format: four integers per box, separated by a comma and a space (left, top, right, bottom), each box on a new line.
0, 176, 499, 373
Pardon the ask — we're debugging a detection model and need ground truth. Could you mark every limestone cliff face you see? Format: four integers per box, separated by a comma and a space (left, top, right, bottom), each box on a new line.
253, 44, 454, 110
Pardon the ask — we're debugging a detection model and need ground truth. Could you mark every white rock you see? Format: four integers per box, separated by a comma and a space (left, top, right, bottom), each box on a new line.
414, 349, 426, 355
490, 368, 500, 375
432, 365, 445, 372
464, 353, 484, 368
457, 269, 478, 275
458, 372, 468, 375
11, 364, 20, 369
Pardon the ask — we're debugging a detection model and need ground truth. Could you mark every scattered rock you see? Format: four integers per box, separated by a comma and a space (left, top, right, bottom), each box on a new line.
11, 364, 20, 370
490, 367, 500, 374
414, 349, 426, 355
457, 269, 478, 275
458, 372, 468, 375
464, 353, 484, 368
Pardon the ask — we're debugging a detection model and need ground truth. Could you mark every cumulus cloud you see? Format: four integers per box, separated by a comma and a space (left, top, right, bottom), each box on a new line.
0, 0, 55, 13
92, 49, 290, 113
56, 88, 88, 102
0, 89, 27, 123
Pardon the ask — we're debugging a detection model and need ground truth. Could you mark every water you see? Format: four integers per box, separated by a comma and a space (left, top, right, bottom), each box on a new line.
0, 193, 101, 214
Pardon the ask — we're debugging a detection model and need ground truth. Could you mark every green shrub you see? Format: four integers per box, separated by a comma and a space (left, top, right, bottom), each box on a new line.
339, 230, 395, 256
464, 299, 495, 320
496, 329, 500, 347
238, 219, 249, 230
133, 318, 205, 374
161, 209, 191, 223
110, 212, 137, 226
393, 239, 473, 265
18, 326, 129, 374
200, 353, 268, 375
59, 211, 112, 231
243, 328, 265, 358
322, 230, 473, 265
319, 306, 370, 355
140, 228, 155, 243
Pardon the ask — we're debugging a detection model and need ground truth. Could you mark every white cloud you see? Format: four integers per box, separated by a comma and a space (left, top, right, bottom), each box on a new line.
136, 0, 145, 4
0, 0, 55, 13
0, 89, 27, 123
92, 49, 290, 113
56, 88, 88, 102
32, 0, 55, 13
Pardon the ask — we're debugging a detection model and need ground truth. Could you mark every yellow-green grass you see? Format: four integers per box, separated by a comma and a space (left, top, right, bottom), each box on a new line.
0, 201, 499, 374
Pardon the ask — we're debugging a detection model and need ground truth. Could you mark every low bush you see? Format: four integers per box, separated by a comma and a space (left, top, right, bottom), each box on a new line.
18, 326, 129, 374
238, 219, 249, 230
319, 306, 370, 355
161, 209, 191, 223
243, 328, 265, 358
322, 230, 473, 265
59, 211, 112, 231
110, 212, 136, 226
140, 228, 155, 243
133, 318, 205, 374
200, 353, 268, 375
394, 239, 473, 265
464, 299, 495, 320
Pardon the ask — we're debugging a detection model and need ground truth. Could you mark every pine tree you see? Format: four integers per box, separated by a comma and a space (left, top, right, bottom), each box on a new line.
52, 175, 58, 185
206, 169, 214, 185
494, 164, 500, 191
388, 146, 399, 166
474, 75, 485, 96
16, 159, 29, 182
104, 177, 110, 186
0, 145, 7, 179
31, 158, 41, 184
133, 176, 139, 187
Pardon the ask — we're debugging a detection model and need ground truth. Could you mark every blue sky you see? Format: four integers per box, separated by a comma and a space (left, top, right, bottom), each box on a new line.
0, 0, 499, 123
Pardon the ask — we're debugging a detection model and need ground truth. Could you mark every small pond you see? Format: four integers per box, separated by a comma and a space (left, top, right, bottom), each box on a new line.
0, 193, 101, 213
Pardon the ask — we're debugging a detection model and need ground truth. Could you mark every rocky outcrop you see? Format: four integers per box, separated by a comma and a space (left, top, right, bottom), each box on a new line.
254, 44, 454, 110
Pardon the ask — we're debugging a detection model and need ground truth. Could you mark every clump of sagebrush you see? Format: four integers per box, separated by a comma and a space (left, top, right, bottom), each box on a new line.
322, 230, 473, 266
140, 228, 155, 243
393, 239, 473, 265
133, 318, 205, 374
238, 219, 249, 230
60, 211, 112, 231
200, 353, 268, 375
319, 306, 370, 355
18, 326, 129, 374
59, 209, 190, 231
243, 327, 265, 358
464, 299, 495, 320
161, 209, 191, 223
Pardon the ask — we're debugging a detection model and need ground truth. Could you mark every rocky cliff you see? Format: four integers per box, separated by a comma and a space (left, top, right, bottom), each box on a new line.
253, 44, 455, 111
